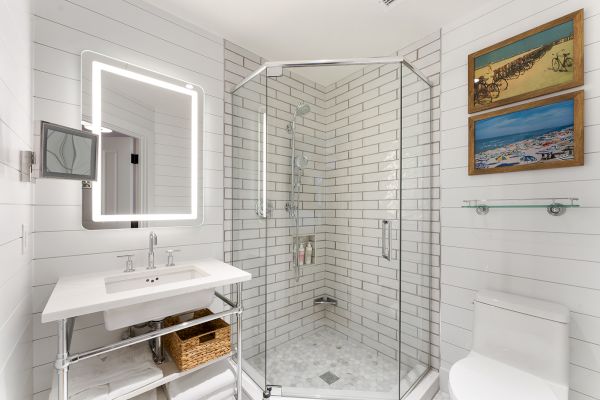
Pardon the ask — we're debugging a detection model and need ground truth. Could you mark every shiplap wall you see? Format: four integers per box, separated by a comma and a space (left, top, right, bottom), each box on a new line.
439, 1, 600, 399
0, 0, 33, 399
31, 0, 225, 397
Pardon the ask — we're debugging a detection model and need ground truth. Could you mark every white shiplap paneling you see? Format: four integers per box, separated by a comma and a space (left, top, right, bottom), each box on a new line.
440, 1, 600, 399
0, 0, 33, 399
31, 0, 224, 396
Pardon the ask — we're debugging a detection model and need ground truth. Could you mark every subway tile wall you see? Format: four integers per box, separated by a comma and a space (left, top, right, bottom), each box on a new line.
224, 31, 441, 373
224, 42, 330, 363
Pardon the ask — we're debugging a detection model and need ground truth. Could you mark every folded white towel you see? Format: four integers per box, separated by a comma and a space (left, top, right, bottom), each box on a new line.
131, 389, 158, 400
165, 361, 235, 400
205, 387, 235, 400
49, 377, 109, 400
109, 362, 163, 398
49, 343, 163, 400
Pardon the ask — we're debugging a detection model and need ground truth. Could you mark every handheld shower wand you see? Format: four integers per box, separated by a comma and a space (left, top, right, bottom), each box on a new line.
287, 102, 311, 282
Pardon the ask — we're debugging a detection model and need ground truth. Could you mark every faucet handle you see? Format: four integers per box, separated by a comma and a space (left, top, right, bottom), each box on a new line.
165, 249, 181, 267
117, 254, 135, 273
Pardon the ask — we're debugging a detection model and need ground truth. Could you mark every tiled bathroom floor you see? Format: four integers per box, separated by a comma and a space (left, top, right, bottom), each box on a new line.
247, 327, 426, 393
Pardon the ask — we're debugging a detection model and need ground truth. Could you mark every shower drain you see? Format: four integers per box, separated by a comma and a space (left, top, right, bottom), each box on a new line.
319, 371, 340, 385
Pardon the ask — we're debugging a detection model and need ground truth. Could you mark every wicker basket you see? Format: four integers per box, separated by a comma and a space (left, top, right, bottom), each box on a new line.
164, 309, 231, 371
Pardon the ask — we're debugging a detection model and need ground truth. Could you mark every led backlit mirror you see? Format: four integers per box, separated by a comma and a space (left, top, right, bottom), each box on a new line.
81, 51, 204, 228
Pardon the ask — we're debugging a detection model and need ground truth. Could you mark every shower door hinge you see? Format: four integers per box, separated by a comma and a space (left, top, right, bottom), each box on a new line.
263, 386, 281, 398
266, 66, 283, 77
256, 200, 273, 218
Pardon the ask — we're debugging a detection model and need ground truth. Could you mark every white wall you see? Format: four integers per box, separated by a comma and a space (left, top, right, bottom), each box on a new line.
0, 0, 33, 399
440, 1, 600, 399
31, 0, 225, 397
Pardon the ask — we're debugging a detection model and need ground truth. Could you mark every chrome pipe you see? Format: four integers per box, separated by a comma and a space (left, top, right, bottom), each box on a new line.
68, 305, 240, 364
235, 282, 243, 400
56, 319, 70, 400
215, 290, 236, 308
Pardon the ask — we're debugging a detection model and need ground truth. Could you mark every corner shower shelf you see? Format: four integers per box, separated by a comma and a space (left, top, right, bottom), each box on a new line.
462, 198, 580, 216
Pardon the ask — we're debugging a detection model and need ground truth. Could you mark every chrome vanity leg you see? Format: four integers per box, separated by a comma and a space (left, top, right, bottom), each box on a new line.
236, 282, 243, 400
56, 318, 73, 400
149, 320, 165, 364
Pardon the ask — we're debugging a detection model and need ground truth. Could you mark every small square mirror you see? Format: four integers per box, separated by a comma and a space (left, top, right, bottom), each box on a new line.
41, 121, 98, 181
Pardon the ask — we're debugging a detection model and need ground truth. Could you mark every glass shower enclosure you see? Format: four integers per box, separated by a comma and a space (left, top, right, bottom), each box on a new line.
228, 58, 434, 399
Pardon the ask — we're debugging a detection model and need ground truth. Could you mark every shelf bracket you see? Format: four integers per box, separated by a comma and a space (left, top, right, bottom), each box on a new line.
475, 205, 489, 215
547, 203, 566, 217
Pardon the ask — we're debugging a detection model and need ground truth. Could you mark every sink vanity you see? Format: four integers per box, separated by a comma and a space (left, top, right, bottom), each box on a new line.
37, 50, 253, 400
42, 258, 251, 400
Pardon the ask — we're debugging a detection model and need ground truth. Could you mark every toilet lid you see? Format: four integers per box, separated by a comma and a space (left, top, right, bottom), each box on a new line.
449, 353, 562, 400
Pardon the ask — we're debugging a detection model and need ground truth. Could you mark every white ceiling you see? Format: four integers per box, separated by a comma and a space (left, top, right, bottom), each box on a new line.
143, 0, 493, 85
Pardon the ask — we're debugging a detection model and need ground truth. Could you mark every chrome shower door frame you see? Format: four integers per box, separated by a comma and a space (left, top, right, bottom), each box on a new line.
232, 56, 434, 400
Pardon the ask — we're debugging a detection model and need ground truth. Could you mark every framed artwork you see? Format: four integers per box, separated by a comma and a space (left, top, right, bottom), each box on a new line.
468, 91, 583, 175
40, 121, 98, 180
468, 9, 583, 113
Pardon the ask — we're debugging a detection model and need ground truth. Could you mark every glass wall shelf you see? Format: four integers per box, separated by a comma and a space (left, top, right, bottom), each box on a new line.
462, 198, 579, 216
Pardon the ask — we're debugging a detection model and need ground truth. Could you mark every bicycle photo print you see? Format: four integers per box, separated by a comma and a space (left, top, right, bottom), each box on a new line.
467, 9, 584, 113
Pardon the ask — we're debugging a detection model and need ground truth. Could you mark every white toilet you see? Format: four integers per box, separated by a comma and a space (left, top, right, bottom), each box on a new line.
449, 290, 570, 400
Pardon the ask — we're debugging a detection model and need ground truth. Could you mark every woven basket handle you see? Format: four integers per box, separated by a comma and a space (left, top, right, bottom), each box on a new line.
198, 331, 216, 344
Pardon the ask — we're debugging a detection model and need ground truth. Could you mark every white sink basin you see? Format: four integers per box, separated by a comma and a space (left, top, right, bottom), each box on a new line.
41, 258, 252, 330
105, 266, 208, 294
103, 265, 214, 330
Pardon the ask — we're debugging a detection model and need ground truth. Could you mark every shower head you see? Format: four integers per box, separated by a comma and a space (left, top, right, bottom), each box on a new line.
294, 103, 311, 118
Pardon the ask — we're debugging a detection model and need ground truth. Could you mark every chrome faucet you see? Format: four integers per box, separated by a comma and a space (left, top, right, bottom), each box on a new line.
148, 231, 158, 269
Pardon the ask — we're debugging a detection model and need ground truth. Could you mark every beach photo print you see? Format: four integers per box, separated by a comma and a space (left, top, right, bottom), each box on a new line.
468, 91, 583, 175
468, 9, 583, 113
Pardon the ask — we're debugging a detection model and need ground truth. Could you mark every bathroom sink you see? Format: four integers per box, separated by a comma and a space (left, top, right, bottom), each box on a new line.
103, 265, 214, 330
41, 258, 252, 330
104, 266, 208, 294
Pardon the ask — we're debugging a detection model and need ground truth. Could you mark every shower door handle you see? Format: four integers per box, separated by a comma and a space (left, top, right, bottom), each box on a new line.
382, 220, 391, 260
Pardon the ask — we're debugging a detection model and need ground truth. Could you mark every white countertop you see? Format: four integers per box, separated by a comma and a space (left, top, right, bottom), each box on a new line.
41, 258, 251, 323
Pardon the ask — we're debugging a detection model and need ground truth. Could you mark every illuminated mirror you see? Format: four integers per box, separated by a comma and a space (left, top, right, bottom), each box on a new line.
81, 51, 204, 228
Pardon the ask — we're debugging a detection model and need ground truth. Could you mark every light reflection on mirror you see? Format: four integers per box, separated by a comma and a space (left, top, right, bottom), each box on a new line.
81, 51, 204, 227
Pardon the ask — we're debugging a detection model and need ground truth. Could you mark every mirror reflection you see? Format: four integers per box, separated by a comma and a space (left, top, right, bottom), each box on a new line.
81, 51, 203, 226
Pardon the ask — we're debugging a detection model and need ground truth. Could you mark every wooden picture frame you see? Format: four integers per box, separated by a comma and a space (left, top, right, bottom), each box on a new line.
468, 91, 583, 175
468, 9, 584, 113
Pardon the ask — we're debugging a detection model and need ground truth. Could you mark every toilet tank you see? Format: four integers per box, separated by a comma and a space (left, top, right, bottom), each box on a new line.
472, 290, 569, 387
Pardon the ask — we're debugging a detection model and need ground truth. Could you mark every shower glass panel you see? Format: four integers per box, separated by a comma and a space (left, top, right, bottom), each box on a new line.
230, 59, 433, 400
399, 63, 434, 398
230, 69, 268, 392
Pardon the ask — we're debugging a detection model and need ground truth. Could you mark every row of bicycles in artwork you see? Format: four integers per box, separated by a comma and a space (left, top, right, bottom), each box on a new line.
474, 39, 574, 105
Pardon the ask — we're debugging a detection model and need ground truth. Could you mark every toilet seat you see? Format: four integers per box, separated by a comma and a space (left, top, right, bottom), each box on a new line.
449, 352, 564, 400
